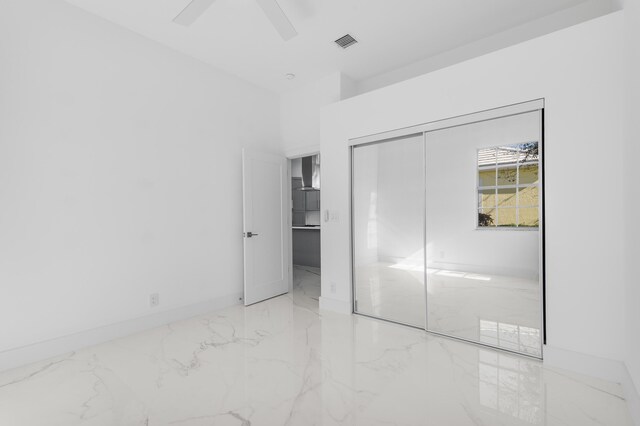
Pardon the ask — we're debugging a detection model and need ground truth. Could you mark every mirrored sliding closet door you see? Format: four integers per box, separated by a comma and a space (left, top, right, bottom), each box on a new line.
352, 134, 426, 327
351, 103, 544, 358
424, 110, 543, 357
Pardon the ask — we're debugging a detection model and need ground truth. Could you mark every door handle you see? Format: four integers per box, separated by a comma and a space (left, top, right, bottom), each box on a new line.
244, 232, 259, 238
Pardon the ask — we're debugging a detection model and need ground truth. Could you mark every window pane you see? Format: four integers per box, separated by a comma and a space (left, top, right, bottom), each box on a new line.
497, 208, 517, 227
518, 142, 539, 163
497, 187, 517, 208
518, 208, 539, 227
518, 185, 539, 207
478, 147, 497, 167
497, 146, 520, 166
479, 189, 496, 209
478, 209, 495, 227
479, 169, 496, 187
497, 167, 517, 185
519, 164, 538, 184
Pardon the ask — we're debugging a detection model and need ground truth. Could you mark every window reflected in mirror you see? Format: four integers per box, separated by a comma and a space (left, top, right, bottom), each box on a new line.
477, 143, 539, 228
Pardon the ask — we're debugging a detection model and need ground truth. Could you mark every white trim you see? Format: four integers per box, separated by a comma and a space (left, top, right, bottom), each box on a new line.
349, 99, 545, 146
319, 296, 351, 314
623, 365, 640, 426
544, 345, 627, 382
0, 292, 242, 373
285, 145, 320, 159
427, 260, 539, 282
286, 159, 293, 292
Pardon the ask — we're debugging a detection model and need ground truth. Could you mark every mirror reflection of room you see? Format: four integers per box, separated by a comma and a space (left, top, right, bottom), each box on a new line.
352, 135, 426, 328
425, 111, 542, 357
352, 110, 543, 358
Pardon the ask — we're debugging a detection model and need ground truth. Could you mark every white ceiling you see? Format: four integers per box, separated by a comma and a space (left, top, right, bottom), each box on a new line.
65, 0, 598, 93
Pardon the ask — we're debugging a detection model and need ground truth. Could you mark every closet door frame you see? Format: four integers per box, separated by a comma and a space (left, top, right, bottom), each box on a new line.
349, 99, 545, 359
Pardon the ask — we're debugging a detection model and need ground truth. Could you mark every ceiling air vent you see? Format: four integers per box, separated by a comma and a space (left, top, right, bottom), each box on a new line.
334, 34, 358, 49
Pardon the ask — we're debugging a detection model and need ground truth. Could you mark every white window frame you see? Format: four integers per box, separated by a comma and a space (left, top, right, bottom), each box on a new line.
476, 143, 540, 230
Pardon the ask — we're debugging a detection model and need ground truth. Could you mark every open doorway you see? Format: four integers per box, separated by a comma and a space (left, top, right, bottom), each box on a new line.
288, 154, 321, 311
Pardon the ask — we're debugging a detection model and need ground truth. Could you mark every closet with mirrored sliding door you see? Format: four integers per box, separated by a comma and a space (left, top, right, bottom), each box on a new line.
351, 100, 544, 358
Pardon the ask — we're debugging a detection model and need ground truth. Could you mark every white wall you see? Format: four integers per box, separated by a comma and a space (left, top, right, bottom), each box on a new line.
624, 0, 640, 415
357, 0, 618, 94
320, 13, 626, 362
0, 0, 281, 354
280, 72, 356, 155
280, 73, 342, 154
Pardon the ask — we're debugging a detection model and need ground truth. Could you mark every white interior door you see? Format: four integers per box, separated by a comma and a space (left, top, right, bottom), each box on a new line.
242, 148, 288, 306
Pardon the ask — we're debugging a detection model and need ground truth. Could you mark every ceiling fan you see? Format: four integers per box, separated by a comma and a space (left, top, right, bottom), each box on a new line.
173, 0, 297, 41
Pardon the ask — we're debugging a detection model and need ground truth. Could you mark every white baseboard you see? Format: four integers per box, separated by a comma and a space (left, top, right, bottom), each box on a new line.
427, 260, 538, 281
284, 145, 320, 159
0, 292, 242, 373
543, 345, 628, 382
622, 365, 640, 426
544, 345, 640, 425
319, 296, 352, 314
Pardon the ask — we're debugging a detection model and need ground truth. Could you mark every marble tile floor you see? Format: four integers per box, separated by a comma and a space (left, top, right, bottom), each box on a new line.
0, 267, 632, 425
291, 265, 321, 314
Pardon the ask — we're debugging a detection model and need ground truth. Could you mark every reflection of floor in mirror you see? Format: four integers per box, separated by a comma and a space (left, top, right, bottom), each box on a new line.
355, 262, 541, 357
427, 268, 541, 357
354, 262, 426, 327
291, 265, 320, 313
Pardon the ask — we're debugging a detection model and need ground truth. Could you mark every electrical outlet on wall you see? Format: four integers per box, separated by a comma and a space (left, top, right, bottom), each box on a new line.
150, 293, 159, 308
330, 282, 336, 293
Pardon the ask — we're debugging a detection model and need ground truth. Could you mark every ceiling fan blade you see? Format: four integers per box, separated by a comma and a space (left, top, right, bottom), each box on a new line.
173, 0, 217, 26
254, 0, 298, 41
